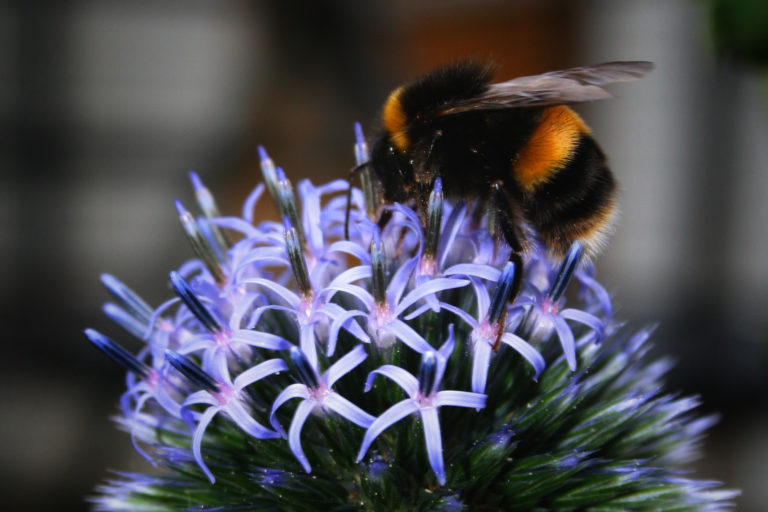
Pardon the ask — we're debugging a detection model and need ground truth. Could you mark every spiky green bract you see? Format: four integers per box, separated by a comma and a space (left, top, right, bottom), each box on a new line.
87, 150, 736, 511
92, 325, 735, 511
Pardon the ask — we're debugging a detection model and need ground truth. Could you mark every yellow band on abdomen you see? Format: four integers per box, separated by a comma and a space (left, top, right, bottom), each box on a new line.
382, 87, 410, 152
515, 106, 591, 191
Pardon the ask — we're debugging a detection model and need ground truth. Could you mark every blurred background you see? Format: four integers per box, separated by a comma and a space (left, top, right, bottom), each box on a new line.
2, 0, 766, 510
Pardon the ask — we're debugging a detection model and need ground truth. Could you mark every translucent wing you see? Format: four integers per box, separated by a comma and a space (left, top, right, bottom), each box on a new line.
439, 61, 653, 115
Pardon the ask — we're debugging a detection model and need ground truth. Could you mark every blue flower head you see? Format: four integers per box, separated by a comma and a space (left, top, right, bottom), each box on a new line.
86, 126, 737, 510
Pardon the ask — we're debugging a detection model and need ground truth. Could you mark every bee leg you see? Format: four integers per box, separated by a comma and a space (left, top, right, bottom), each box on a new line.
488, 182, 525, 350
344, 162, 370, 240
377, 209, 393, 230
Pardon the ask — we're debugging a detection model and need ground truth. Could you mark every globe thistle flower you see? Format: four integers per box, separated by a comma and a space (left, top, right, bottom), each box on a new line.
86, 127, 737, 511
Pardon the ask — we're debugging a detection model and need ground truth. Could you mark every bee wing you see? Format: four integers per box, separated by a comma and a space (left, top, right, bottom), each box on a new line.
439, 61, 653, 114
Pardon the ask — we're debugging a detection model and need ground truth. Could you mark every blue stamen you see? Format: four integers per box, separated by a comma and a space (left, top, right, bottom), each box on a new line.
370, 228, 387, 306
197, 216, 227, 265
354, 122, 368, 165
103, 303, 148, 339
169, 271, 224, 334
283, 216, 312, 297
289, 346, 320, 389
174, 200, 226, 284
85, 328, 149, 378
189, 171, 230, 251
488, 261, 517, 325
165, 350, 219, 392
418, 351, 439, 397
100, 274, 153, 325
275, 167, 305, 245
258, 145, 279, 204
549, 241, 584, 303
424, 178, 444, 262
353, 122, 378, 219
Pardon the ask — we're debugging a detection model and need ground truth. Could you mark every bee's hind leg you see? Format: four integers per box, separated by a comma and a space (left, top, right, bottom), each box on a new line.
489, 182, 524, 302
487, 182, 526, 350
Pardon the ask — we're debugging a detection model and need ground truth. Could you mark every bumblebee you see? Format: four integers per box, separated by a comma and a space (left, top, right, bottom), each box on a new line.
349, 60, 652, 295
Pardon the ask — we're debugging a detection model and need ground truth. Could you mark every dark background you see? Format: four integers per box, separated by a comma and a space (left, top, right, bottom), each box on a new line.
2, 1, 766, 510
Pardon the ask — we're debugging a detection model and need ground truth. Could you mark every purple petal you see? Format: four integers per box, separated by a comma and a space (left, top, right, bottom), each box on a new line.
364, 364, 418, 396
300, 324, 318, 370
436, 390, 487, 410
357, 399, 417, 461
242, 183, 265, 223
234, 358, 288, 390
420, 407, 446, 485
394, 278, 469, 317
577, 272, 613, 317
230, 329, 292, 351
232, 249, 289, 275
438, 303, 478, 328
561, 308, 604, 341
552, 315, 577, 370
298, 180, 324, 253
471, 338, 492, 395
288, 399, 316, 473
438, 202, 467, 268
325, 345, 368, 388
443, 263, 501, 283
270, 383, 310, 434
183, 390, 217, 407
325, 240, 371, 264
386, 319, 433, 354
242, 278, 301, 309
143, 297, 180, 339
212, 216, 263, 239
153, 383, 183, 418
326, 309, 370, 357
225, 399, 279, 439
176, 335, 214, 355
500, 333, 546, 379
438, 324, 455, 362
390, 203, 423, 237
386, 256, 418, 307
512, 296, 537, 308
415, 274, 440, 312
228, 292, 261, 330
246, 304, 295, 330
192, 406, 220, 483
129, 393, 155, 463
323, 392, 375, 428
324, 283, 374, 311
403, 302, 434, 321
327, 265, 372, 288
317, 178, 349, 195
208, 349, 231, 385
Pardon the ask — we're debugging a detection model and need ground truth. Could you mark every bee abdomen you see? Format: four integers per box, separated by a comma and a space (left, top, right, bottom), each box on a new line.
513, 106, 591, 191
525, 134, 617, 256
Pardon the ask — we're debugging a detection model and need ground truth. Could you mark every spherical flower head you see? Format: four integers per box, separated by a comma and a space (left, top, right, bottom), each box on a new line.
86, 129, 737, 511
